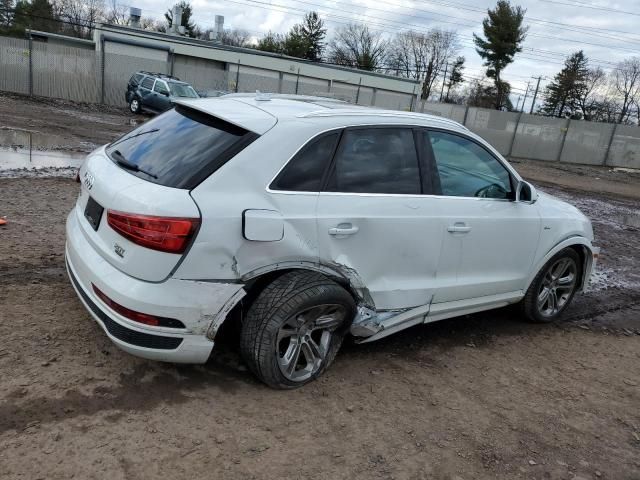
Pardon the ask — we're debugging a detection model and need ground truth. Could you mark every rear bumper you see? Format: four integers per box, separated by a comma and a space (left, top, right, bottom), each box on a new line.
65, 209, 245, 364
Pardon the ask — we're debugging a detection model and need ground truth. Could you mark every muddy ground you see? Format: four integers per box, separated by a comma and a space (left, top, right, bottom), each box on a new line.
1, 95, 640, 479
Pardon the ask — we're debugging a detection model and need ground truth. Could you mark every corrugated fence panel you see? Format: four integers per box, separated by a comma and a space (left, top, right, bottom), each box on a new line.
560, 120, 615, 165
297, 76, 329, 96
0, 36, 29, 94
512, 114, 568, 161
237, 65, 279, 93
103, 51, 168, 106
607, 125, 640, 168
32, 42, 99, 103
356, 86, 374, 106
173, 55, 227, 92
465, 107, 519, 155
421, 102, 466, 123
375, 89, 412, 111
330, 81, 357, 103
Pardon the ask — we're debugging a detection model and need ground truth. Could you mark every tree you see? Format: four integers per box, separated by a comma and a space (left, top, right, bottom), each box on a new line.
445, 56, 465, 102
105, 0, 128, 25
220, 28, 251, 47
542, 50, 589, 118
56, 0, 105, 38
473, 1, 527, 110
256, 31, 285, 54
578, 66, 607, 121
165, 1, 196, 37
468, 78, 513, 110
328, 23, 387, 71
612, 57, 640, 123
282, 24, 308, 58
300, 11, 326, 61
387, 29, 459, 100
0, 0, 14, 30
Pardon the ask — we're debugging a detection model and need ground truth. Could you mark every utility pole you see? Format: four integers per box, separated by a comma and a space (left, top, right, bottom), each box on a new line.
439, 62, 448, 102
529, 76, 542, 114
515, 96, 522, 111
521, 81, 530, 113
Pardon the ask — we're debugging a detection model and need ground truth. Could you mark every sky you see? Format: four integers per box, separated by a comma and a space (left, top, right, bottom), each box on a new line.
118, 0, 640, 111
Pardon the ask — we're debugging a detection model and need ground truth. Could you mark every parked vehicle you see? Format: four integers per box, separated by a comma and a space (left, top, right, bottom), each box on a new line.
125, 71, 198, 114
66, 95, 599, 389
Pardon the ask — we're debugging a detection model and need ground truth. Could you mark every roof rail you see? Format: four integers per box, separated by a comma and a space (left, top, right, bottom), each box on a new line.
297, 109, 467, 129
139, 71, 181, 81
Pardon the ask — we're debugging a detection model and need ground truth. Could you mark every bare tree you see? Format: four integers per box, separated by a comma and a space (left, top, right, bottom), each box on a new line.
55, 0, 104, 38
576, 67, 606, 121
139, 16, 162, 31
105, 0, 127, 25
388, 28, 459, 100
221, 28, 251, 47
328, 24, 387, 71
612, 57, 640, 123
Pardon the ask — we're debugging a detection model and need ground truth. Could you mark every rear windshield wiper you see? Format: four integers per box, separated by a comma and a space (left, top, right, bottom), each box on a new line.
111, 150, 158, 179
109, 128, 160, 148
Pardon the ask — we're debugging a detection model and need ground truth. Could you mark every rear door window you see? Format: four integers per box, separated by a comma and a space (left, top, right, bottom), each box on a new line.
153, 80, 169, 95
270, 132, 340, 192
324, 128, 421, 194
106, 106, 257, 189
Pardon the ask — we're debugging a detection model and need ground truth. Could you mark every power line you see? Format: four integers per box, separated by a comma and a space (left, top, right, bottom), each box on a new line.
538, 0, 640, 17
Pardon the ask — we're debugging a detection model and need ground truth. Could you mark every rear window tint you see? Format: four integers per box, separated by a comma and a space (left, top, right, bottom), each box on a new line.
106, 106, 257, 189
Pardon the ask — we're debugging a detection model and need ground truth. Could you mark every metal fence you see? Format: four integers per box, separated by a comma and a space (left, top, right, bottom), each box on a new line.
421, 102, 640, 169
0, 34, 416, 110
1, 34, 638, 169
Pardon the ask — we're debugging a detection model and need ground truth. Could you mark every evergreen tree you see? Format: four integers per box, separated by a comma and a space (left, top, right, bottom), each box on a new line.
282, 24, 308, 58
445, 56, 465, 102
542, 50, 589, 118
300, 11, 326, 61
473, 1, 527, 110
256, 31, 285, 54
165, 1, 196, 37
0, 0, 14, 30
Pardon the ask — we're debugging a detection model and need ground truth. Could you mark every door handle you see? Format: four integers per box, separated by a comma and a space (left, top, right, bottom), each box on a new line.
447, 223, 471, 234
329, 224, 359, 236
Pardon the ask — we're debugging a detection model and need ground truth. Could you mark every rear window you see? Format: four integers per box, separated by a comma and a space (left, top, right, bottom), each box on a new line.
141, 77, 154, 89
106, 106, 257, 189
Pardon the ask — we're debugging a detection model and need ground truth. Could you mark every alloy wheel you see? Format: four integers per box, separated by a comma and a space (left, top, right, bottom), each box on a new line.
276, 304, 347, 382
537, 257, 578, 317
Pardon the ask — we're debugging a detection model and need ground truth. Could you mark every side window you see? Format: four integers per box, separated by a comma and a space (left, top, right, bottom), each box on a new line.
141, 77, 155, 90
154, 81, 169, 95
427, 131, 513, 199
133, 73, 144, 84
270, 132, 340, 191
325, 128, 420, 194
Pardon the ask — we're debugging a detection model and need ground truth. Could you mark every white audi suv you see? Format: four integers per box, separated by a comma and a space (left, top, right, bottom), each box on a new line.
65, 95, 598, 388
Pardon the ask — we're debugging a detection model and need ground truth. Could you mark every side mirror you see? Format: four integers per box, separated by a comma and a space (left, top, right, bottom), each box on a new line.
515, 180, 538, 203
161, 91, 170, 97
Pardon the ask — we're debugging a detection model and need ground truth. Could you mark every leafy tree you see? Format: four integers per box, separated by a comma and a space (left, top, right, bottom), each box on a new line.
282, 24, 308, 58
300, 11, 326, 61
328, 23, 387, 71
3, 0, 58, 36
468, 78, 513, 110
445, 56, 465, 102
542, 51, 589, 118
473, 1, 527, 109
165, 1, 196, 37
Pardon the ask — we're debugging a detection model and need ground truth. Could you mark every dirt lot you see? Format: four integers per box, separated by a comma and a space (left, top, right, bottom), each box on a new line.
1, 96, 640, 479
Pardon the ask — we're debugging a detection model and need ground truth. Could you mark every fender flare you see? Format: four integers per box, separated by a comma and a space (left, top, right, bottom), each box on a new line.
524, 236, 594, 293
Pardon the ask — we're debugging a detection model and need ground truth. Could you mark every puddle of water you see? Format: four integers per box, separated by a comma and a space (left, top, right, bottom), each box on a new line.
0, 147, 85, 171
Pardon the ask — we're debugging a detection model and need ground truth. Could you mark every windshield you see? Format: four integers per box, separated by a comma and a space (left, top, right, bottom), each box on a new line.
169, 83, 199, 98
106, 106, 256, 189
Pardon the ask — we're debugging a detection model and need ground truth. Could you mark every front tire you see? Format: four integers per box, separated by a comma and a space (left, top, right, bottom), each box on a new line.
240, 271, 356, 389
522, 248, 582, 323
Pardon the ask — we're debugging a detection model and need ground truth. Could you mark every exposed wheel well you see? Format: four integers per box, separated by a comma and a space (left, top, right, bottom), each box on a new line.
214, 268, 358, 346
568, 243, 589, 290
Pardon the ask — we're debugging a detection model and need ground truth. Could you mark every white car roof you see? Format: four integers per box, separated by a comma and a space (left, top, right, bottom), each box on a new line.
176, 96, 468, 135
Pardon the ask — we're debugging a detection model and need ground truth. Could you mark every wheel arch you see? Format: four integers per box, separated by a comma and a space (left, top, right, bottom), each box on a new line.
207, 262, 371, 341
525, 236, 594, 294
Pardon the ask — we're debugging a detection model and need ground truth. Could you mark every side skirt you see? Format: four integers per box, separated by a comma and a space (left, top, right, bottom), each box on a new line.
353, 291, 524, 344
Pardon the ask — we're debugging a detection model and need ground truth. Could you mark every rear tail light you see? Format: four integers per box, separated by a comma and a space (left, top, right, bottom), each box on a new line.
107, 210, 199, 254
92, 284, 185, 328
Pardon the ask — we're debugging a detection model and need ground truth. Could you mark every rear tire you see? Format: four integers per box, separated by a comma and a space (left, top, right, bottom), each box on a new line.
129, 97, 141, 114
240, 271, 355, 389
522, 248, 582, 323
